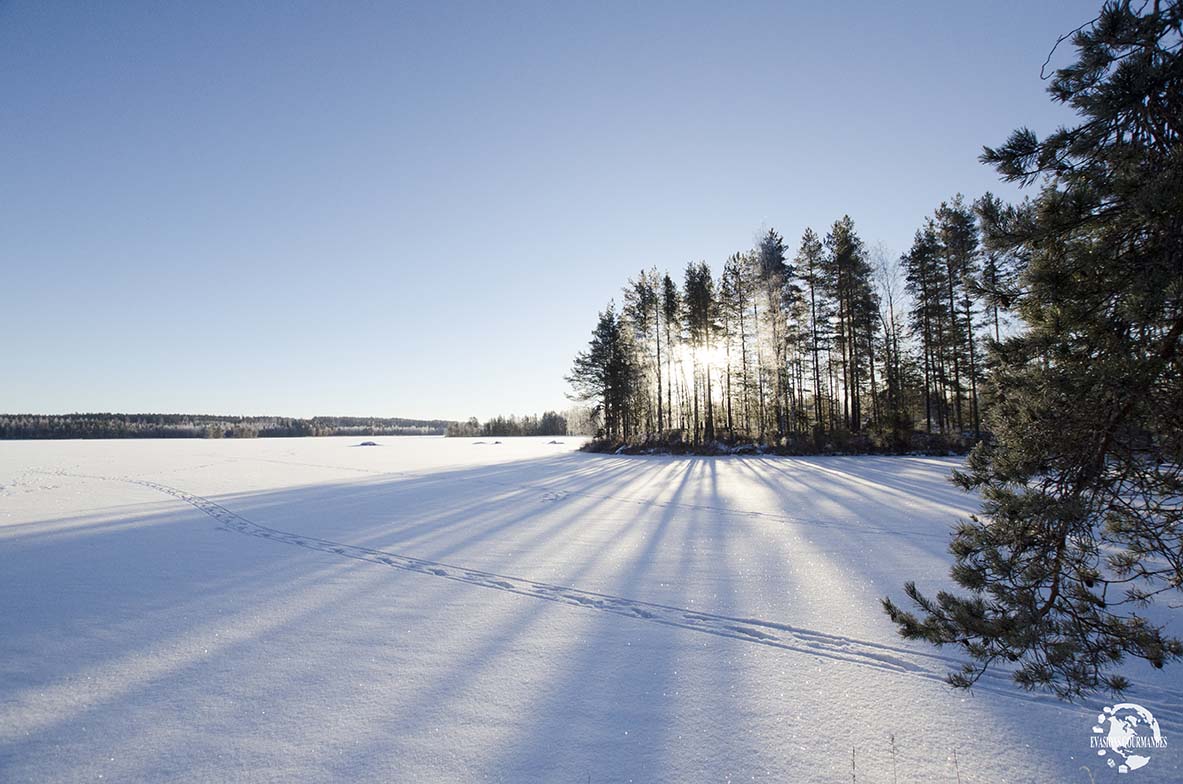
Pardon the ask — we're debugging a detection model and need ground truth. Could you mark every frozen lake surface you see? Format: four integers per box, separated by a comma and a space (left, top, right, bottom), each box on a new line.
1, 437, 1179, 782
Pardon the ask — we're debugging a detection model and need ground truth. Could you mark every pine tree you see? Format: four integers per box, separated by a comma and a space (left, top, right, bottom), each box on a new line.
936, 195, 983, 437
796, 230, 828, 430
625, 269, 663, 433
662, 274, 681, 431
755, 229, 794, 437
719, 253, 748, 434
567, 304, 638, 441
903, 224, 948, 434
683, 261, 719, 443
885, 0, 1183, 699
824, 216, 877, 432
973, 192, 1023, 343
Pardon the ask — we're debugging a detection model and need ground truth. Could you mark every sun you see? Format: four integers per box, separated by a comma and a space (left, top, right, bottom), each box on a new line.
672, 342, 728, 371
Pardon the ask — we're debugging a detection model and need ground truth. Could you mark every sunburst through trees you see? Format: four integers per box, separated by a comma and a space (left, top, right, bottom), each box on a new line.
569, 210, 1009, 453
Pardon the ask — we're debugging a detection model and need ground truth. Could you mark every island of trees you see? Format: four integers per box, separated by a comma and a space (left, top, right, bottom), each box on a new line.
568, 196, 1011, 454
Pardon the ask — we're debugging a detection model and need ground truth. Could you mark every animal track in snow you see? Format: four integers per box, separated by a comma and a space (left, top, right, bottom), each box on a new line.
40, 469, 1183, 727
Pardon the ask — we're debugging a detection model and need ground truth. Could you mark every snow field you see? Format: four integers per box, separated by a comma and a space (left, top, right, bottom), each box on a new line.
1, 437, 1179, 782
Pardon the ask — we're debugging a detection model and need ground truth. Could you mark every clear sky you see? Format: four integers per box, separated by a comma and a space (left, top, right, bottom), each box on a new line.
1, 1, 1099, 421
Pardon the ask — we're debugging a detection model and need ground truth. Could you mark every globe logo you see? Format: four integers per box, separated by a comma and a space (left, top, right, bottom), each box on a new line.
1090, 703, 1168, 773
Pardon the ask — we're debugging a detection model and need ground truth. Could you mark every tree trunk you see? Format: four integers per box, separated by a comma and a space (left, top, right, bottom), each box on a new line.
655, 306, 663, 432
945, 268, 964, 433
809, 279, 822, 427
964, 296, 980, 438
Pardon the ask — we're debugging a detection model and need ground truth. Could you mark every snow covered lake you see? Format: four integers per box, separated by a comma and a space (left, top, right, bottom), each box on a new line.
1, 437, 1179, 782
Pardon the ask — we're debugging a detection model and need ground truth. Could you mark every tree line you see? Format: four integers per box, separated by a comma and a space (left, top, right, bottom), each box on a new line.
0, 413, 452, 440
569, 198, 1015, 452
445, 410, 572, 438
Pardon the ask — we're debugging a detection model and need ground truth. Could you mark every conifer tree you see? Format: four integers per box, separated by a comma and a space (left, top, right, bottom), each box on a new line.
796, 230, 828, 430
625, 269, 663, 433
684, 261, 719, 443
973, 192, 1022, 343
885, 0, 1183, 698
936, 195, 983, 437
662, 274, 680, 431
755, 229, 795, 437
719, 253, 749, 434
903, 224, 948, 433
824, 216, 877, 432
567, 304, 638, 441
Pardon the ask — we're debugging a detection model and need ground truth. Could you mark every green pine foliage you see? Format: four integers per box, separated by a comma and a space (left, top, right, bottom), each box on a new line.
884, 0, 1183, 699
566, 304, 641, 442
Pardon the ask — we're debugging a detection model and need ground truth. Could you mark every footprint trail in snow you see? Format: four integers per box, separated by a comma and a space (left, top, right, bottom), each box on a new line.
44, 469, 1183, 728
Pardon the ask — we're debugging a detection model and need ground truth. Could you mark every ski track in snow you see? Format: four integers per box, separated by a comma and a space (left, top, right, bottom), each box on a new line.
41, 468, 1183, 728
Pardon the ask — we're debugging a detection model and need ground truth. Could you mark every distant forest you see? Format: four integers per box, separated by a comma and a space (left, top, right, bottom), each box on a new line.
0, 413, 452, 440
568, 195, 1013, 454
445, 410, 591, 438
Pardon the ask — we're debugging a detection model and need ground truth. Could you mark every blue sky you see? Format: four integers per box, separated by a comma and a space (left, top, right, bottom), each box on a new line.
1, 1, 1099, 420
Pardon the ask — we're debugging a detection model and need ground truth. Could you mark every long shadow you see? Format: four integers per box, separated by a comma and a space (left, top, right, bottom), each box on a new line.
777, 454, 976, 513
730, 457, 956, 562
70, 458, 652, 779
22, 458, 1183, 712
74, 460, 1183, 703
309, 468, 677, 779
0, 532, 434, 743
737, 456, 967, 542
1, 456, 673, 754
7, 450, 1181, 783
479, 459, 701, 781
